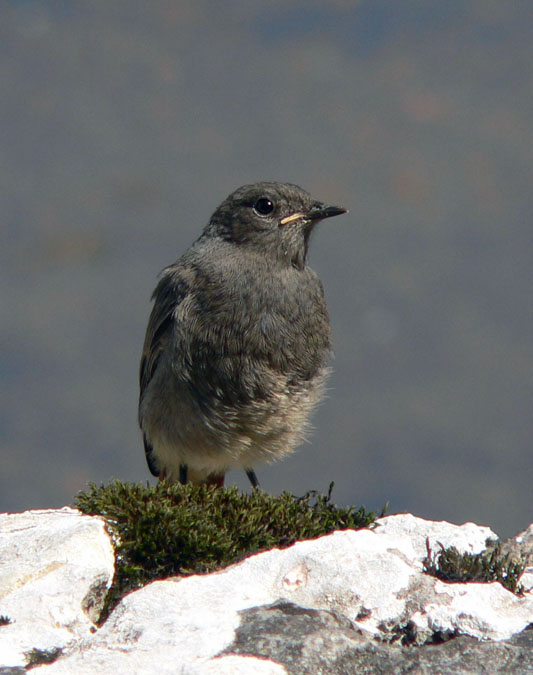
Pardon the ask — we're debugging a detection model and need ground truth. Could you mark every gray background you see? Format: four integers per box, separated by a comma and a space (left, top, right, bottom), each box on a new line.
1, 1, 531, 538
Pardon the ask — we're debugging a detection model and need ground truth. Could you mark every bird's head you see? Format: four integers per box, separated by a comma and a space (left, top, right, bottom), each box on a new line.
204, 181, 347, 269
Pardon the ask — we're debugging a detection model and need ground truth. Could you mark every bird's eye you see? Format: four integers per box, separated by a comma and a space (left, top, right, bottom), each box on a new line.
253, 197, 275, 216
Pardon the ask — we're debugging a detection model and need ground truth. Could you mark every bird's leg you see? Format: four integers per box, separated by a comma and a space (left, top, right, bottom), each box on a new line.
179, 464, 188, 484
245, 468, 260, 489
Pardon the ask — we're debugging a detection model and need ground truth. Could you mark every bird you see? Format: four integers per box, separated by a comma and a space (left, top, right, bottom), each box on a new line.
139, 181, 347, 488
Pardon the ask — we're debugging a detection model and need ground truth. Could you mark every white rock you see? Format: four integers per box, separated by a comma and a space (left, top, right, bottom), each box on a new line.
412, 580, 533, 641
0, 507, 530, 673
188, 655, 288, 674
34, 527, 420, 672
514, 524, 533, 591
520, 567, 533, 591
0, 507, 114, 668
375, 513, 498, 562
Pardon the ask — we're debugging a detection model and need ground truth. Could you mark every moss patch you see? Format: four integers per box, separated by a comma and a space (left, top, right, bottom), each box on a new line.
25, 647, 63, 669
423, 541, 525, 595
74, 480, 381, 622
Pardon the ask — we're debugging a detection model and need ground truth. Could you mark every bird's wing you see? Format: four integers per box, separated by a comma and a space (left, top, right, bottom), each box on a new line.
139, 266, 190, 476
139, 266, 189, 396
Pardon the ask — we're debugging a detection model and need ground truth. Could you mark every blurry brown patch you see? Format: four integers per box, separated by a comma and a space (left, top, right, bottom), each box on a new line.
41, 232, 105, 264
401, 90, 453, 123
390, 165, 431, 206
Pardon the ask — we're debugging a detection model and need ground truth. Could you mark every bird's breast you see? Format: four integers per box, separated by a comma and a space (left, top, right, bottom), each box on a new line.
187, 263, 330, 380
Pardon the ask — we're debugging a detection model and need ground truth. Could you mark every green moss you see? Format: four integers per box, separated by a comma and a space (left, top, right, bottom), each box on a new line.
74, 480, 381, 623
423, 542, 525, 595
25, 647, 63, 668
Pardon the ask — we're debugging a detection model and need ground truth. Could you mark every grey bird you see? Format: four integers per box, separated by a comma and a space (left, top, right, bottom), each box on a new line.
139, 181, 346, 487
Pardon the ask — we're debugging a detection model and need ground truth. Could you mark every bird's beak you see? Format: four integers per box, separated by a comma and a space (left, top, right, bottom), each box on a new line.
279, 203, 347, 226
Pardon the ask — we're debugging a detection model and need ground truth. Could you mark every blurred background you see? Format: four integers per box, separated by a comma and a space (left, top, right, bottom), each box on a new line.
1, 1, 531, 538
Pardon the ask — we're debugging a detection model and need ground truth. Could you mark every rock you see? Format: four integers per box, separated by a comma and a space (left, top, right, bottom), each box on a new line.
496, 523, 533, 591
1, 507, 532, 673
186, 654, 287, 675
0, 507, 114, 669
375, 513, 497, 560
224, 602, 533, 674
410, 580, 533, 641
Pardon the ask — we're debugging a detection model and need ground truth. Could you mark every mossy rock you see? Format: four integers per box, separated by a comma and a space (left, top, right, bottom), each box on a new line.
74, 480, 381, 622
423, 542, 525, 595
